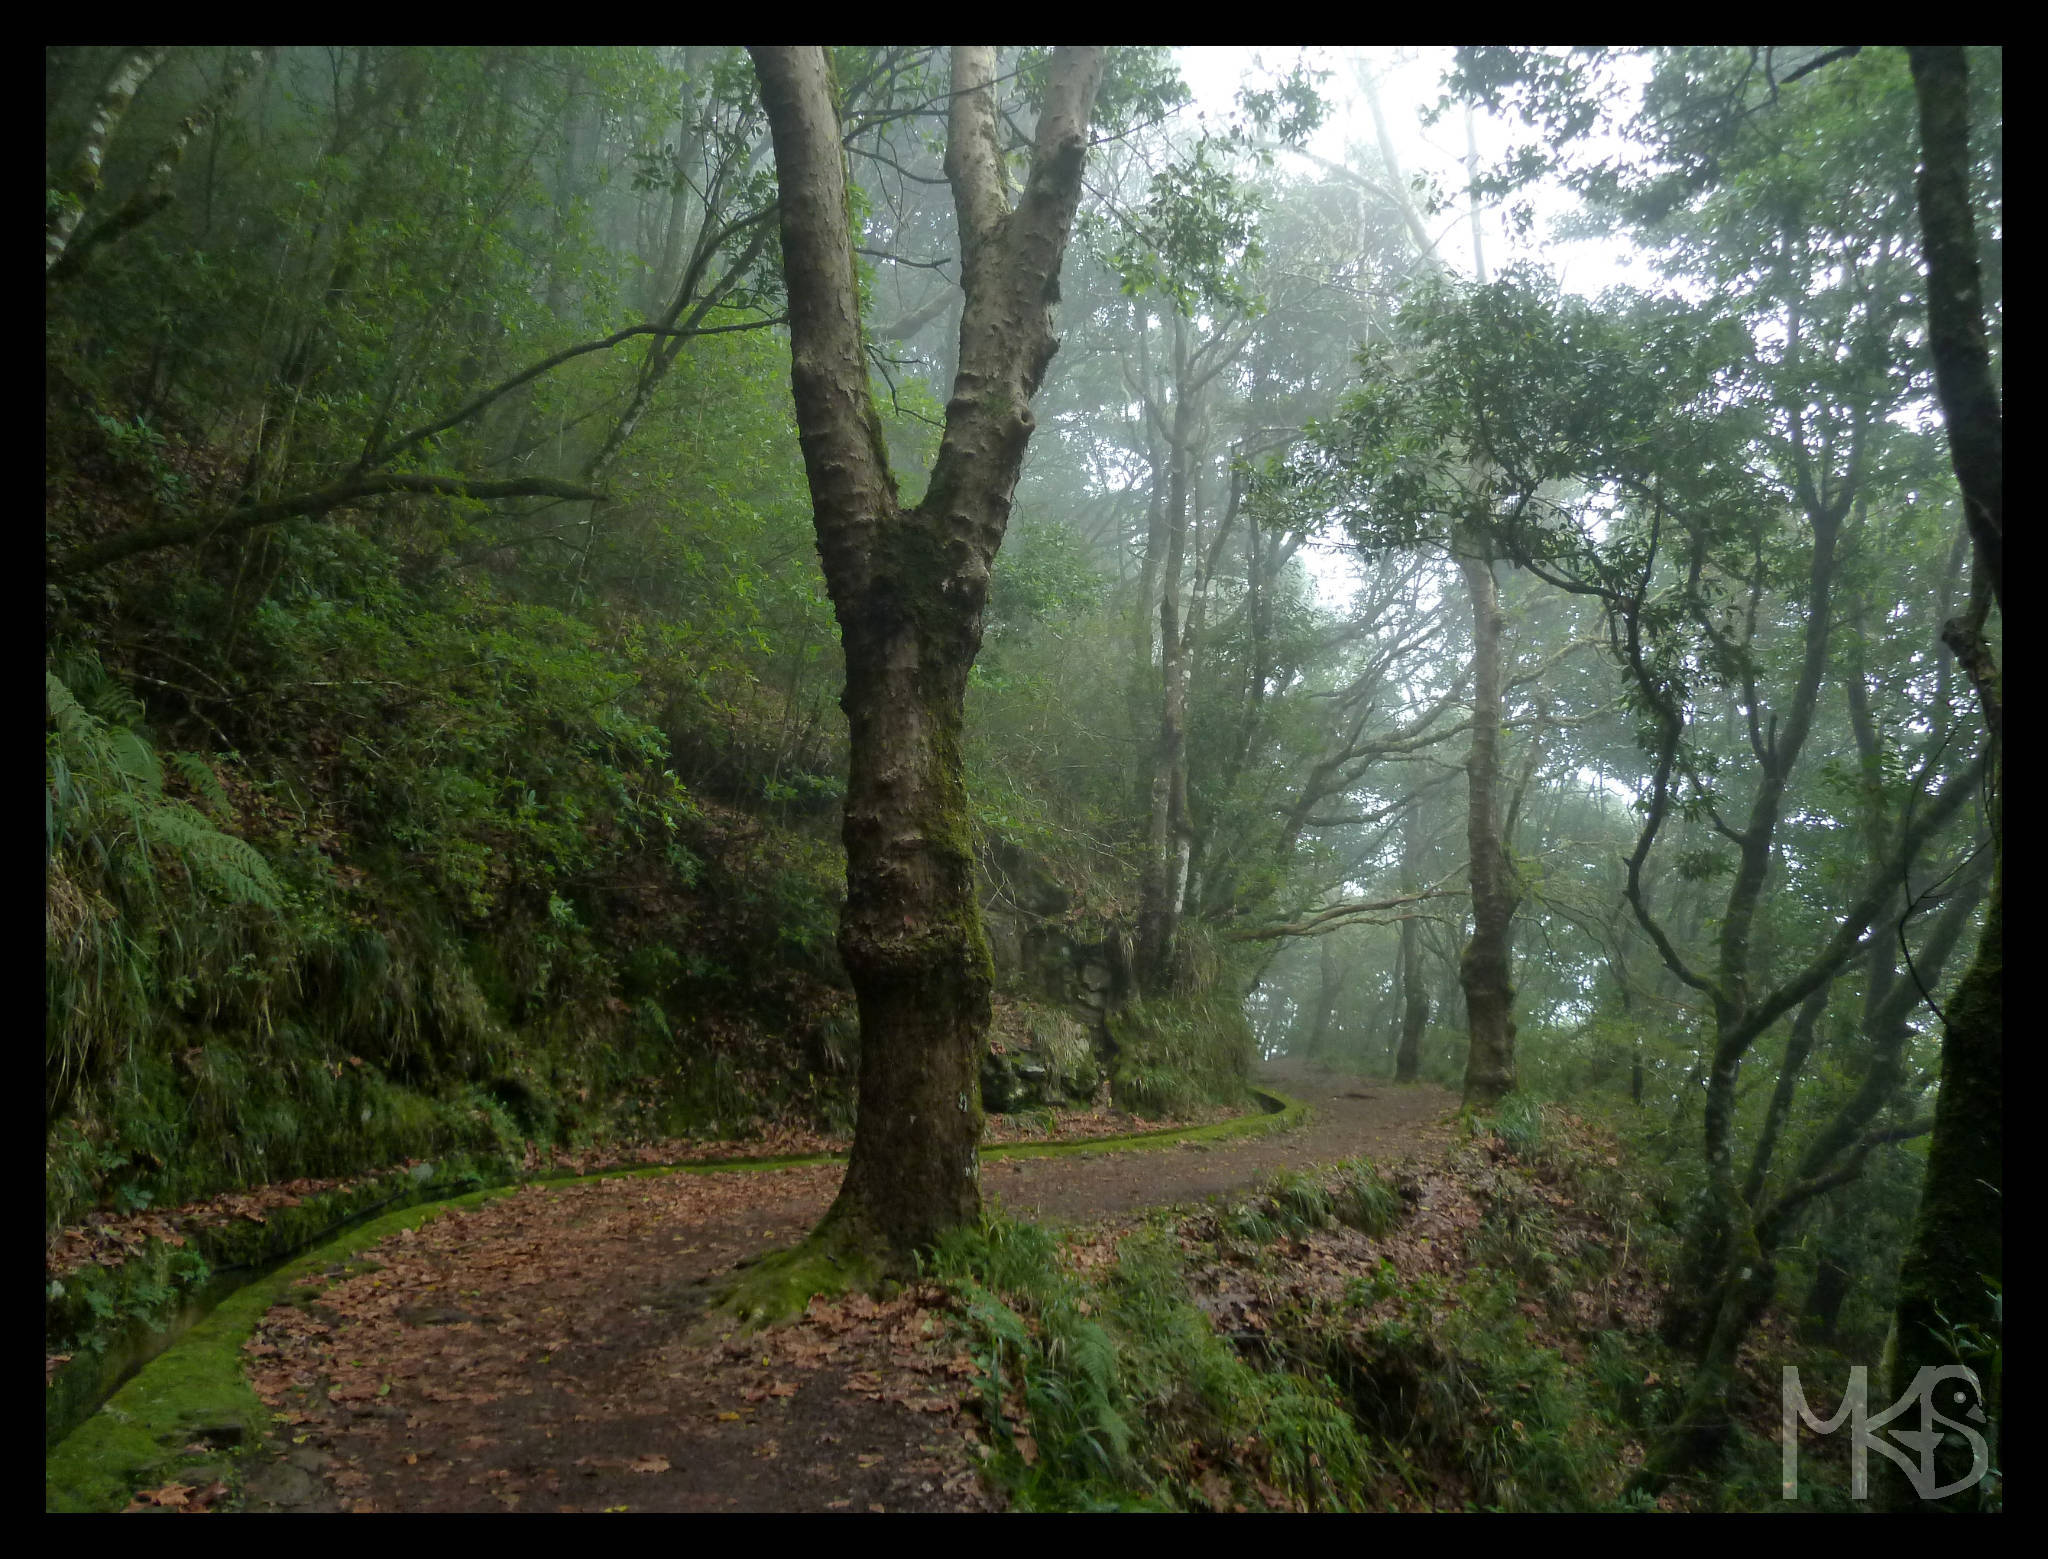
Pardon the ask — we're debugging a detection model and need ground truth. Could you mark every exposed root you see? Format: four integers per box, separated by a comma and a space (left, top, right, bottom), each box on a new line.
700, 1214, 893, 1337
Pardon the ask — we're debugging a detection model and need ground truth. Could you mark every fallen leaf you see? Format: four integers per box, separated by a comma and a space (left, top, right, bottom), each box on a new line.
627, 1455, 670, 1474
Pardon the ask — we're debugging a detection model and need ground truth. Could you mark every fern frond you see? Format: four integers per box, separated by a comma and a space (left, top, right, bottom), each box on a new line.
141, 803, 284, 909
169, 751, 232, 818
107, 728, 164, 792
45, 671, 101, 754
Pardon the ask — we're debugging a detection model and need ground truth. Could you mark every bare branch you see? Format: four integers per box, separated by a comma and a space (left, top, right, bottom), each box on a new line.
362, 312, 783, 474
1230, 879, 1467, 942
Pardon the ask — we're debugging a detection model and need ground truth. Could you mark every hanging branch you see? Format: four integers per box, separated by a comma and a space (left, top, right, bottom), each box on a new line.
50, 473, 603, 579
1230, 879, 1467, 942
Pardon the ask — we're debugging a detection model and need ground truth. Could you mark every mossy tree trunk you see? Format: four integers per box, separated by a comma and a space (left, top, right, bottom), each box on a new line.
1454, 521, 1518, 1107
1883, 865, 1999, 1505
1880, 44, 2002, 1510
747, 45, 1103, 1266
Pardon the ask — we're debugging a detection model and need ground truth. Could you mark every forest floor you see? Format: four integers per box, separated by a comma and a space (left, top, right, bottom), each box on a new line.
164, 1067, 1460, 1513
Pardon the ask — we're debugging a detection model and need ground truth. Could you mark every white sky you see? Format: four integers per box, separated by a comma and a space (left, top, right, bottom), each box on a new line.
1168, 48, 1649, 611
1174, 46, 1645, 299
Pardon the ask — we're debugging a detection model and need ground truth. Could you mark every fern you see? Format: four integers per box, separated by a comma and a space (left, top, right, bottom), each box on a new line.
46, 654, 290, 1120
142, 803, 283, 909
48, 663, 280, 909
169, 751, 232, 818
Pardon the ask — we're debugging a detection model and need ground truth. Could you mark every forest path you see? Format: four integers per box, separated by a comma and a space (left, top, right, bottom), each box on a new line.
238, 1068, 1458, 1513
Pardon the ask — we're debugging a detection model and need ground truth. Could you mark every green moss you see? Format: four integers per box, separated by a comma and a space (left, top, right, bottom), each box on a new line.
984, 1088, 1306, 1161
704, 1215, 890, 1335
46, 1088, 1306, 1510
45, 1187, 512, 1512
45, 1159, 498, 1448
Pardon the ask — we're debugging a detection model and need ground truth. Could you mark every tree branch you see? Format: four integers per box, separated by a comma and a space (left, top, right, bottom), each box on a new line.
361, 314, 783, 474
1230, 883, 1467, 942
51, 474, 603, 578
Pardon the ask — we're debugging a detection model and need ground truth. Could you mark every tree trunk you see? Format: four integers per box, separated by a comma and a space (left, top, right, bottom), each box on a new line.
747, 44, 1102, 1265
1884, 859, 2000, 1507
1875, 51, 2007, 1507
47, 47, 167, 273
1136, 342, 1198, 995
1802, 1251, 1851, 1343
1455, 521, 1517, 1106
1906, 47, 2000, 611
1883, 47, 2002, 1509
1301, 934, 1346, 1062
1395, 801, 1429, 1083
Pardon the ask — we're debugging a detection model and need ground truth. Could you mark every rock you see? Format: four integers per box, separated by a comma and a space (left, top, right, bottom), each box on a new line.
982, 1002, 1109, 1113
980, 1052, 1020, 1115
982, 911, 1025, 982
243, 1460, 324, 1510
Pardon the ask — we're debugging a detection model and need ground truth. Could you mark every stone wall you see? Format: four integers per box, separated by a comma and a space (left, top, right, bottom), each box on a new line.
978, 845, 1128, 1112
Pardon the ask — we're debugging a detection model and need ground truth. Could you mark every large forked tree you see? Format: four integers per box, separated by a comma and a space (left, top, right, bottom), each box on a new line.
744, 46, 1105, 1275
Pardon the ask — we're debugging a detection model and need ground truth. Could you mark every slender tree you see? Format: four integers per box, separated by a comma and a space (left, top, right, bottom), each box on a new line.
1394, 797, 1431, 1082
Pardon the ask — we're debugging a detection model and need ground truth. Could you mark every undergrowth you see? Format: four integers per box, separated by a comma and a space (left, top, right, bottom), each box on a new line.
1106, 993, 1254, 1117
927, 1212, 1375, 1511
926, 1120, 1705, 1512
44, 644, 856, 1236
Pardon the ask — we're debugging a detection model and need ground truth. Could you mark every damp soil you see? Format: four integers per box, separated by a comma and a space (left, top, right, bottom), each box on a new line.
233, 1066, 1458, 1513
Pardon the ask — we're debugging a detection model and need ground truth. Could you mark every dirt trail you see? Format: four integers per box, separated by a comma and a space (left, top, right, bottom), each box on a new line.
237, 1067, 1457, 1513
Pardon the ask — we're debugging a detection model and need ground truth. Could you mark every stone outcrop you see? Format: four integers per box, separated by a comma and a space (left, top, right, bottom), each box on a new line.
977, 841, 1126, 1113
